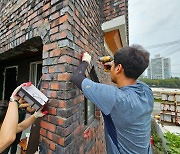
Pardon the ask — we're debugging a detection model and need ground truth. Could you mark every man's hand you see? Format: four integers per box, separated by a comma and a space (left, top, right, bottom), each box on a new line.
82, 52, 91, 64
103, 61, 113, 72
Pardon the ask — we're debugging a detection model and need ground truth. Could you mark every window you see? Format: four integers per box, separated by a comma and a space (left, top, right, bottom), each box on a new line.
29, 61, 42, 87
84, 67, 99, 125
84, 98, 95, 125
3, 66, 18, 100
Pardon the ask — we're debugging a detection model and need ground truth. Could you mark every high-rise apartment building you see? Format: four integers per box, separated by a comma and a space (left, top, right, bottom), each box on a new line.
148, 55, 171, 79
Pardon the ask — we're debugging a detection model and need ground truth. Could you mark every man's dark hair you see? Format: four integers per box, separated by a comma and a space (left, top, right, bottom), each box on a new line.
114, 45, 150, 79
0, 100, 9, 124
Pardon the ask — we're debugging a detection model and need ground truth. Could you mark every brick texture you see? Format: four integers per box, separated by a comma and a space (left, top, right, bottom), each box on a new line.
0, 0, 127, 153
102, 0, 127, 22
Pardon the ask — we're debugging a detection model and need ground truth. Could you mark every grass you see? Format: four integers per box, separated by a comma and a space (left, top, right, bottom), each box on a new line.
164, 132, 180, 154
154, 98, 162, 103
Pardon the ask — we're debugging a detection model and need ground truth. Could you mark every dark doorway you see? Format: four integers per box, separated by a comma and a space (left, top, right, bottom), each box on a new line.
4, 66, 17, 101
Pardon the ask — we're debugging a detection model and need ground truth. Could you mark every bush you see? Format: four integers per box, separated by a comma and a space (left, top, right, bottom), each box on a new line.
164, 132, 180, 154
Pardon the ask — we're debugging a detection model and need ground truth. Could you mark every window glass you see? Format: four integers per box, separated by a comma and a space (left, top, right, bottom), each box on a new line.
84, 67, 99, 125
29, 62, 42, 87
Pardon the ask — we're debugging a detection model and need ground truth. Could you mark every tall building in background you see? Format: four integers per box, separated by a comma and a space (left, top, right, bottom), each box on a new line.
148, 54, 171, 79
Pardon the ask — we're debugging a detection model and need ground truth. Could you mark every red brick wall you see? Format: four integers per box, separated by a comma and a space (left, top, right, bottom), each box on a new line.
0, 0, 127, 153
102, 0, 126, 22
102, 0, 129, 44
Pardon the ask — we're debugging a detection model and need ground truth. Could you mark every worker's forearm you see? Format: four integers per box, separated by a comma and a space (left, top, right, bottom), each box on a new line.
0, 101, 18, 152
17, 115, 37, 133
71, 61, 88, 90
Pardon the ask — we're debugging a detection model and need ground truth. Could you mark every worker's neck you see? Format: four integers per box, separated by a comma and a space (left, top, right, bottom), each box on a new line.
116, 76, 136, 88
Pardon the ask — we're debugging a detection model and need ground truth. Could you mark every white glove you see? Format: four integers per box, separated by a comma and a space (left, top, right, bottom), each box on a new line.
82, 52, 91, 64
10, 85, 22, 102
10, 82, 32, 102
33, 109, 48, 118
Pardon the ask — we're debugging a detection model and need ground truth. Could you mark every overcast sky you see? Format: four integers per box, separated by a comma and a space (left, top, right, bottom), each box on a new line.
129, 0, 180, 77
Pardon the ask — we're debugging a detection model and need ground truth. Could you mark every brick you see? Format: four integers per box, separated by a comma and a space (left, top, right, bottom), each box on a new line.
49, 66, 55, 73
49, 32, 56, 41
61, 116, 73, 128
49, 140, 56, 151
56, 123, 74, 137
48, 99, 59, 107
60, 14, 69, 24
49, 12, 60, 21
64, 133, 74, 146
59, 100, 66, 108
63, 0, 69, 6
47, 131, 64, 146
54, 65, 65, 73
58, 137, 64, 146
50, 48, 61, 57
43, 42, 58, 52
73, 121, 81, 136
47, 115, 58, 125
42, 82, 49, 89
64, 64, 75, 73
57, 105, 78, 118
51, 14, 68, 28
57, 90, 76, 99
43, 137, 56, 151
58, 82, 67, 90
55, 145, 65, 153
47, 106, 57, 115
47, 149, 53, 154
50, 91, 57, 98
57, 116, 64, 125
40, 137, 49, 150
40, 120, 56, 132
28, 11, 37, 21
42, 74, 54, 81
33, 19, 43, 28
43, 58, 54, 66
43, 2, 50, 11
40, 128, 47, 137
58, 73, 71, 81
59, 21, 71, 31
58, 55, 67, 63
50, 82, 59, 90
49, 26, 59, 35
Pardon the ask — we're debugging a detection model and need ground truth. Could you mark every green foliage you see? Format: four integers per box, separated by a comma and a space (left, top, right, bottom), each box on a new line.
152, 132, 164, 152
139, 77, 180, 88
154, 98, 162, 103
164, 132, 180, 154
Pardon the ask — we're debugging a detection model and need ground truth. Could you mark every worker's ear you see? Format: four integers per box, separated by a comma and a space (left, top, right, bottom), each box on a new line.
115, 64, 123, 74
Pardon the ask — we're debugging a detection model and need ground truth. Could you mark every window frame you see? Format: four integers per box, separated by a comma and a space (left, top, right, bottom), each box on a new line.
84, 67, 99, 125
2, 65, 18, 100
29, 61, 42, 87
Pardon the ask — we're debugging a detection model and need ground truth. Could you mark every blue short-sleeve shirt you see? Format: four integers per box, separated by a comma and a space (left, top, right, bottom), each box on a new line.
82, 78, 154, 154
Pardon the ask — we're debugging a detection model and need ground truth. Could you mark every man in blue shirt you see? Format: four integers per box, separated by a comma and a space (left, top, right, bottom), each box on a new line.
71, 45, 154, 154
